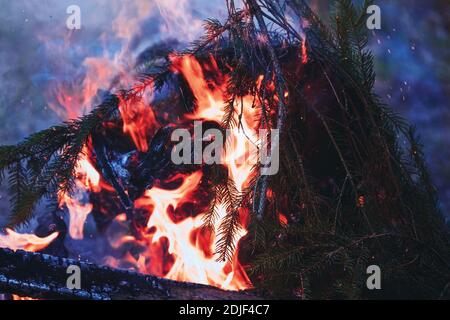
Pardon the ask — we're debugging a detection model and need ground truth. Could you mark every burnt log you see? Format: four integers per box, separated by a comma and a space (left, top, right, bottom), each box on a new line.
0, 248, 260, 300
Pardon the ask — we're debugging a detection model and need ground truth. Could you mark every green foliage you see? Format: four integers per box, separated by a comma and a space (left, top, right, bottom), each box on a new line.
202, 164, 242, 261
242, 0, 450, 299
0, 95, 119, 226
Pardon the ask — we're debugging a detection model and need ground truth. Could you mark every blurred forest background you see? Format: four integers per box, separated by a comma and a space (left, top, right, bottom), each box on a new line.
0, 0, 449, 226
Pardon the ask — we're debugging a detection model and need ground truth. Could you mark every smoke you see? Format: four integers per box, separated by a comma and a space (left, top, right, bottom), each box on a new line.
0, 0, 227, 141
0, 0, 227, 227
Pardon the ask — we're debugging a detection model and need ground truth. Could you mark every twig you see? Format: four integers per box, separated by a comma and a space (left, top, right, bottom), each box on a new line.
245, 0, 289, 219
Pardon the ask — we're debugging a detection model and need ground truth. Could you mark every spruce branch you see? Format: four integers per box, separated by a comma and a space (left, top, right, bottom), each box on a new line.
245, 0, 289, 219
0, 95, 119, 226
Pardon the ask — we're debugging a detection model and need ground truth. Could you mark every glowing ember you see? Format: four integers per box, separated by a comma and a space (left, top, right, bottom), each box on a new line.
12, 295, 36, 301
279, 213, 288, 225
301, 39, 308, 64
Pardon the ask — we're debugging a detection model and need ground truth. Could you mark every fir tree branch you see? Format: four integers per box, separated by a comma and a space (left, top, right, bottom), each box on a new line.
245, 0, 289, 219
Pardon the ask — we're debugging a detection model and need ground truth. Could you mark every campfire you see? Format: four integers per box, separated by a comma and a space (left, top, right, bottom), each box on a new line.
0, 0, 449, 301
1, 53, 261, 296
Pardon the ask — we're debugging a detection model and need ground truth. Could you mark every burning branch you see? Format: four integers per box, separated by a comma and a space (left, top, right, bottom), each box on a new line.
244, 0, 289, 219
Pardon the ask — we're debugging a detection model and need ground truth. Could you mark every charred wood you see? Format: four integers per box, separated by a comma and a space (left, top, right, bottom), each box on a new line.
0, 248, 260, 300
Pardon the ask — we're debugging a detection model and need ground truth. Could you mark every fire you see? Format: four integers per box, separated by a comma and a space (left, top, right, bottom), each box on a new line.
101, 54, 257, 290
170, 54, 260, 190
45, 1, 155, 121
59, 150, 101, 240
102, 55, 257, 290
0, 229, 58, 252
279, 213, 288, 225
141, 54, 259, 289
107, 171, 250, 290
301, 39, 308, 64
12, 295, 36, 301
118, 86, 158, 152
0, 2, 275, 296
170, 54, 227, 123
134, 172, 247, 289
10, 53, 258, 291
300, 26, 309, 65
47, 57, 117, 120
0, 229, 47, 300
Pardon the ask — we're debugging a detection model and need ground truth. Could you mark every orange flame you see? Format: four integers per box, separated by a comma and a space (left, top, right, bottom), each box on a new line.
301, 39, 308, 64
0, 229, 59, 252
35, 54, 261, 291
170, 54, 227, 122
118, 87, 158, 152
7, 2, 263, 293
12, 295, 36, 300
59, 150, 101, 240
103, 55, 258, 290
110, 171, 250, 290
151, 54, 260, 289
300, 27, 309, 65
47, 57, 117, 120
